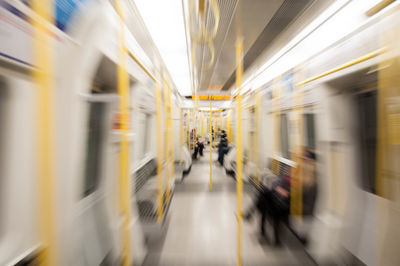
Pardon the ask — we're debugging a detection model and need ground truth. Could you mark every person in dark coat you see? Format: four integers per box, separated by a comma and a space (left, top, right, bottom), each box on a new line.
244, 174, 290, 246
217, 137, 228, 166
198, 138, 204, 157
192, 137, 199, 160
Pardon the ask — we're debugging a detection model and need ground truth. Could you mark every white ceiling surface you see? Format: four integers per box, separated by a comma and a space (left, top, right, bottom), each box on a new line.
134, 0, 285, 97
135, 0, 192, 96
134, 0, 383, 105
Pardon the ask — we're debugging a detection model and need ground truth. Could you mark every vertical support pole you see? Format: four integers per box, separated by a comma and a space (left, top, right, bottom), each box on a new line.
163, 78, 170, 203
254, 89, 261, 185
115, 1, 133, 264
180, 108, 183, 164
192, 110, 195, 150
201, 114, 205, 139
209, 101, 213, 189
169, 86, 175, 189
227, 111, 232, 144
290, 68, 304, 220
156, 80, 163, 223
235, 37, 244, 266
291, 68, 304, 221
188, 111, 191, 151
375, 18, 400, 265
272, 77, 281, 175
32, 0, 58, 264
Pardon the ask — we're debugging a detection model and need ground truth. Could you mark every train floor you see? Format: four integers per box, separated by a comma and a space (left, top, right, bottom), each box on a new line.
142, 147, 315, 266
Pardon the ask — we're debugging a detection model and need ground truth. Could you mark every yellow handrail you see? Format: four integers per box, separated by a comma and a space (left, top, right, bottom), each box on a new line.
192, 110, 196, 154
191, 95, 231, 100
127, 50, 158, 83
254, 89, 261, 185
227, 111, 232, 143
163, 77, 171, 203
201, 114, 205, 139
297, 48, 384, 86
235, 37, 244, 266
156, 81, 163, 223
188, 111, 191, 151
169, 85, 175, 199
366, 0, 395, 16
290, 67, 304, 221
32, 0, 58, 264
179, 108, 183, 164
209, 101, 213, 190
115, 1, 133, 265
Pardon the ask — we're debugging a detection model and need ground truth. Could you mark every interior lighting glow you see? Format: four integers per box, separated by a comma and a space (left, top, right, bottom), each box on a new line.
242, 0, 384, 90
135, 0, 192, 96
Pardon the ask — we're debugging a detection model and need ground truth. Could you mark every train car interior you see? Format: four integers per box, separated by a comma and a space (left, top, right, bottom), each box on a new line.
1, 0, 400, 265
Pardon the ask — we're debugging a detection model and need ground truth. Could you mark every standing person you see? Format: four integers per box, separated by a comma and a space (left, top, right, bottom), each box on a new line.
198, 138, 204, 157
193, 137, 199, 160
302, 149, 318, 216
221, 129, 227, 139
244, 171, 290, 246
217, 136, 228, 166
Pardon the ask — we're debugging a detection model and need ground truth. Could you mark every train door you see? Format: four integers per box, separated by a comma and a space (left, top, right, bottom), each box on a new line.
75, 57, 120, 266
0, 71, 37, 264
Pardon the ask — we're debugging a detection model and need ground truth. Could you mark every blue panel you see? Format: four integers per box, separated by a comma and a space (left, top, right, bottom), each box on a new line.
282, 71, 294, 94
55, 0, 86, 31
19, 0, 87, 32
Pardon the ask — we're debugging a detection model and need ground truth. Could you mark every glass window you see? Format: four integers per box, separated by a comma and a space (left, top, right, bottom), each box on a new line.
142, 113, 151, 155
357, 90, 377, 194
83, 102, 105, 197
280, 113, 290, 159
304, 113, 316, 150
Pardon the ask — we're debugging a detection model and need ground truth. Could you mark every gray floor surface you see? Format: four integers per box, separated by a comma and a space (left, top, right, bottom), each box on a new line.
142, 149, 315, 266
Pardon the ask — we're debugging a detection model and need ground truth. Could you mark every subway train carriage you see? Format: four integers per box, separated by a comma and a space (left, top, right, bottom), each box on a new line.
1, 0, 399, 265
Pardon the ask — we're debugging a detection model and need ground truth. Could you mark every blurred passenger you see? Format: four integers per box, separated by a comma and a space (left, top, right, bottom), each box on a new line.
198, 138, 204, 157
244, 170, 290, 246
217, 135, 228, 166
302, 149, 318, 216
220, 129, 227, 139
193, 137, 199, 160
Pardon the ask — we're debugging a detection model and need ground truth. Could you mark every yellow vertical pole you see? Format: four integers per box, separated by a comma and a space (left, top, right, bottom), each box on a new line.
192, 110, 195, 149
32, 0, 58, 265
375, 18, 400, 265
291, 68, 304, 221
115, 1, 133, 264
163, 78, 170, 203
188, 111, 191, 151
169, 86, 175, 190
179, 108, 183, 164
376, 22, 400, 198
235, 37, 244, 266
227, 111, 232, 144
193, 93, 197, 151
254, 89, 261, 184
156, 79, 163, 223
201, 114, 205, 139
273, 77, 282, 169
209, 101, 213, 189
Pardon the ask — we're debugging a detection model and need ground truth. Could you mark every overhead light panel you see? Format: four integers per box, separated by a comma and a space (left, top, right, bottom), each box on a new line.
135, 0, 191, 96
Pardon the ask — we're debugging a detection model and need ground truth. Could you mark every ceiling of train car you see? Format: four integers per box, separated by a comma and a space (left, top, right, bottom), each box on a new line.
190, 0, 315, 93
